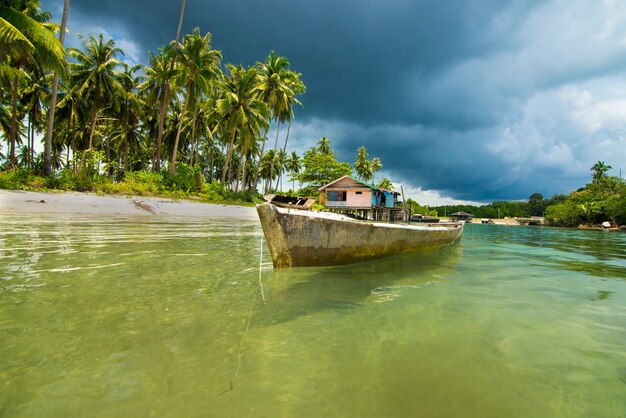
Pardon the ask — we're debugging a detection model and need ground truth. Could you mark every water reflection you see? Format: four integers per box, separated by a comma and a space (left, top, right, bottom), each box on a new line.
465, 224, 626, 280
254, 245, 462, 326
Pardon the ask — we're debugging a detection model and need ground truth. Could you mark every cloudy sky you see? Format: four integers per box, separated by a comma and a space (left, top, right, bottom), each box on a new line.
42, 0, 626, 205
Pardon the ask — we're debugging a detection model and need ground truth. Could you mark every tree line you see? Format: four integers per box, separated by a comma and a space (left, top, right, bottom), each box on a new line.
426, 161, 625, 227
0, 0, 315, 196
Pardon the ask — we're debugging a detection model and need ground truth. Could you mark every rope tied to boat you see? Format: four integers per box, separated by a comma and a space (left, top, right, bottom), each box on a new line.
221, 233, 265, 395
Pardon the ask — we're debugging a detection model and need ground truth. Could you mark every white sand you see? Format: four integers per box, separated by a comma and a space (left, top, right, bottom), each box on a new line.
0, 190, 258, 219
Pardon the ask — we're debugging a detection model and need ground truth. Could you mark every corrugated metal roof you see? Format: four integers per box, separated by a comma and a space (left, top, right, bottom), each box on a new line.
319, 175, 395, 193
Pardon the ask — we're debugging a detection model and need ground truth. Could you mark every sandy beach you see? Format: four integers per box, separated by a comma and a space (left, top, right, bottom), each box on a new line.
0, 189, 258, 219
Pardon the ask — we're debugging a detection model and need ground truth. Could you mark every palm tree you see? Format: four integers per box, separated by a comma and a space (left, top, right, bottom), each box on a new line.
259, 148, 279, 192
0, 0, 66, 167
217, 64, 269, 185
317, 136, 331, 155
276, 148, 287, 191
43, 0, 69, 176
253, 51, 293, 186
591, 161, 612, 183
354, 145, 372, 182
371, 157, 382, 184
151, 0, 187, 172
20, 61, 50, 169
65, 33, 123, 156
137, 49, 173, 170
113, 63, 143, 172
279, 69, 305, 156
378, 177, 393, 190
16, 144, 31, 167
234, 133, 261, 192
285, 150, 301, 191
168, 28, 221, 173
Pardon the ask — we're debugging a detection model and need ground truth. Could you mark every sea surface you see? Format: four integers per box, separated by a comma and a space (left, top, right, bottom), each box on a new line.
0, 214, 625, 417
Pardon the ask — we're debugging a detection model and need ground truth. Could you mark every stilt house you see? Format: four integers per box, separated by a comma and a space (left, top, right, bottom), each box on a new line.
318, 175, 402, 220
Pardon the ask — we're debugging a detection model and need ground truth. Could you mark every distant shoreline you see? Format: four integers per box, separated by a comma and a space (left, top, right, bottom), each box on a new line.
0, 190, 258, 219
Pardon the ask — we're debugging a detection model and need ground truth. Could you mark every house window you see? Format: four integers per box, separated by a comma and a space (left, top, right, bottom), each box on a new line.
337, 191, 346, 201
356, 191, 362, 195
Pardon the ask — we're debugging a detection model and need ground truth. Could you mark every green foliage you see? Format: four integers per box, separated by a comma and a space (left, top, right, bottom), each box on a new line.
591, 161, 612, 183
295, 147, 351, 197
50, 168, 109, 192
162, 163, 203, 193
354, 146, 372, 182
543, 175, 626, 226
545, 201, 584, 227
201, 181, 229, 201
405, 198, 437, 217
528, 193, 544, 216
377, 177, 393, 190
121, 171, 165, 195
431, 200, 532, 218
0, 167, 45, 189
605, 195, 626, 225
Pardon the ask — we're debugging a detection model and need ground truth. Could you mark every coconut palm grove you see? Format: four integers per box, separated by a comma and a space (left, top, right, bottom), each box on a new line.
1, 0, 625, 227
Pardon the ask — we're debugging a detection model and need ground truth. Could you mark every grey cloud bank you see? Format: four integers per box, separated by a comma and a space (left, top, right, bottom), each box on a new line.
43, 0, 626, 204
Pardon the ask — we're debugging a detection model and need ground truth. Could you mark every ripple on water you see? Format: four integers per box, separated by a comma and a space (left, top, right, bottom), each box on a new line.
0, 216, 624, 417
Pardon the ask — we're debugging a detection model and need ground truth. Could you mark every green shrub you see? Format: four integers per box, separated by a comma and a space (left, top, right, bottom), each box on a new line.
201, 181, 227, 201
605, 196, 626, 226
122, 171, 165, 195
0, 168, 46, 190
162, 163, 203, 193
545, 201, 584, 227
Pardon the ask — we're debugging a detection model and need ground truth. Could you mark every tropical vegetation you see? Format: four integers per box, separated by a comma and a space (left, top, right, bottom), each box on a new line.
0, 0, 313, 204
2, 2, 623, 227
429, 161, 625, 227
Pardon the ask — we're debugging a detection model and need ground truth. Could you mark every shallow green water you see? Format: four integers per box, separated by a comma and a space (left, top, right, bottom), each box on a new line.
1, 215, 625, 417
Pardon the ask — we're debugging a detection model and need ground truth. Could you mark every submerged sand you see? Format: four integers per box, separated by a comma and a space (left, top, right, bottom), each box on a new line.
0, 190, 257, 219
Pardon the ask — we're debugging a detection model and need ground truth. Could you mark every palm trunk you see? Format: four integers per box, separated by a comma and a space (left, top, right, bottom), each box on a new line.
155, 85, 169, 171
88, 104, 98, 150
170, 90, 190, 174
252, 129, 268, 191
154, 0, 186, 172
44, 0, 70, 176
30, 114, 34, 169
221, 130, 237, 184
106, 135, 111, 175
124, 133, 129, 172
27, 114, 31, 168
268, 119, 281, 191
9, 74, 19, 168
281, 116, 292, 155
190, 112, 197, 165
79, 104, 98, 172
235, 154, 244, 193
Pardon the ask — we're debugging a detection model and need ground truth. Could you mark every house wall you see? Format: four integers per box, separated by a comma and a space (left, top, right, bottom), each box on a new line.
321, 176, 397, 209
347, 190, 372, 207
371, 191, 396, 208
383, 191, 395, 208
325, 189, 372, 208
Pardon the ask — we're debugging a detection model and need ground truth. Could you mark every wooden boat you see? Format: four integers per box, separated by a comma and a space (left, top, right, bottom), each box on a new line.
263, 194, 315, 210
257, 202, 464, 268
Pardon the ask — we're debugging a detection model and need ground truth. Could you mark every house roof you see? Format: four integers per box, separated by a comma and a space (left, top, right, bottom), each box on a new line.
449, 211, 474, 217
318, 175, 395, 193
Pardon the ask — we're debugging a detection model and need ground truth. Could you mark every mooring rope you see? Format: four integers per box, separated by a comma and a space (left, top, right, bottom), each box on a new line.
258, 234, 266, 303
222, 234, 265, 394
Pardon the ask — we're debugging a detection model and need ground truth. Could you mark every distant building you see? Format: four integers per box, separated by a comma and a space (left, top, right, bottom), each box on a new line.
449, 211, 474, 222
318, 175, 402, 220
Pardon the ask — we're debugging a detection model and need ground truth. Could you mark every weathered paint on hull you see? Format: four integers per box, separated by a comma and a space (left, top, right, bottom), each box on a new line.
256, 203, 464, 268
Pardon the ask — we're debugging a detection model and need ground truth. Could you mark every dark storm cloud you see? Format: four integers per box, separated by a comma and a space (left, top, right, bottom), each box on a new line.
67, 0, 536, 125
44, 0, 626, 203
